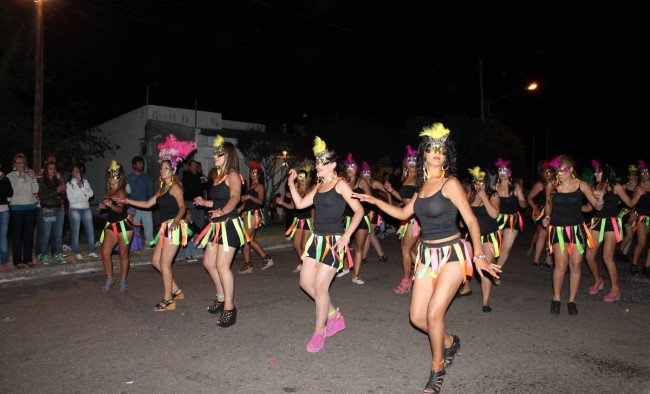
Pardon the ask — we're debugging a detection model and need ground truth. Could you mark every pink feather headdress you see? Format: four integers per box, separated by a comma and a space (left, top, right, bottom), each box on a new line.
361, 161, 371, 172
539, 160, 549, 170
494, 157, 510, 169
549, 156, 562, 169
405, 145, 417, 157
591, 159, 601, 172
638, 160, 648, 171
344, 153, 356, 166
157, 134, 197, 169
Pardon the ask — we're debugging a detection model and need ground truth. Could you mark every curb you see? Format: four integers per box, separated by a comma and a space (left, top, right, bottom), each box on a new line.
0, 241, 292, 286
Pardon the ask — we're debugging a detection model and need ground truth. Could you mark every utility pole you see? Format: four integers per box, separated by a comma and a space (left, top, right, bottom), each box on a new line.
32, 0, 46, 171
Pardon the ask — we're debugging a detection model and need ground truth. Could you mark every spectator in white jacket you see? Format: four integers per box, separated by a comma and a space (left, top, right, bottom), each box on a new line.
66, 163, 98, 260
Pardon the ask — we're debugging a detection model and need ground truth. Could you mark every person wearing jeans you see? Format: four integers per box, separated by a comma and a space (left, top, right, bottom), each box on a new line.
0, 165, 13, 272
66, 163, 98, 260
126, 156, 155, 246
37, 162, 66, 264
7, 153, 39, 269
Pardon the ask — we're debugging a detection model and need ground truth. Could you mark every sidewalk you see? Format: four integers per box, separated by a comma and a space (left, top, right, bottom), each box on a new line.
0, 228, 292, 287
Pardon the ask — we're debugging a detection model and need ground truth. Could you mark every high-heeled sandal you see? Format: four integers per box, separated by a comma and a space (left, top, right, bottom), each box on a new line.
443, 335, 461, 368
154, 299, 176, 312
261, 255, 274, 271
119, 279, 128, 293
424, 362, 446, 394
102, 277, 115, 294
217, 307, 237, 327
239, 262, 253, 274
306, 327, 326, 353
171, 288, 185, 301
394, 278, 412, 294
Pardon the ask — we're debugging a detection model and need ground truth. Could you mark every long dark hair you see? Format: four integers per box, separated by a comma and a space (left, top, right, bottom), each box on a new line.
415, 136, 458, 191
599, 163, 618, 190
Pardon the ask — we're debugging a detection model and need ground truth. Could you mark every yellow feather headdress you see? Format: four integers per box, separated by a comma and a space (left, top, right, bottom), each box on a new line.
313, 136, 327, 156
419, 123, 451, 140
468, 166, 485, 181
213, 135, 225, 157
107, 160, 122, 178
313, 136, 335, 165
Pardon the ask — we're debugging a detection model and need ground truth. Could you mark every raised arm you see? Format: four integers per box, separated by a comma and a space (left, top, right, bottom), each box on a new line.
351, 189, 415, 221
288, 169, 318, 209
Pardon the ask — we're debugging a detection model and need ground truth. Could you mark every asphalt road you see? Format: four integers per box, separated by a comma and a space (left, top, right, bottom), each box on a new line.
1, 228, 649, 394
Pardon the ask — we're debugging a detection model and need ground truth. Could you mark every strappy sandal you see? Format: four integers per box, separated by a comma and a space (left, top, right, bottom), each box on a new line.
171, 288, 185, 301
261, 256, 274, 271
217, 307, 237, 327
102, 277, 115, 294
238, 262, 253, 274
423, 368, 446, 393
154, 299, 176, 312
443, 335, 460, 368
119, 279, 128, 293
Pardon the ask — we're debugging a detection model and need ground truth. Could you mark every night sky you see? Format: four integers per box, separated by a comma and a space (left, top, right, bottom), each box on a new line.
5, 0, 648, 170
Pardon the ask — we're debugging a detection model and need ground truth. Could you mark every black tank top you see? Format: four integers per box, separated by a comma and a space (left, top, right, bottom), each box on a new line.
472, 205, 498, 235
594, 190, 620, 218
413, 178, 458, 241
242, 185, 262, 212
550, 182, 585, 226
399, 184, 417, 200
157, 191, 179, 222
107, 205, 128, 223
344, 181, 368, 216
532, 186, 546, 209
636, 193, 650, 215
499, 194, 520, 215
209, 182, 238, 222
313, 181, 346, 235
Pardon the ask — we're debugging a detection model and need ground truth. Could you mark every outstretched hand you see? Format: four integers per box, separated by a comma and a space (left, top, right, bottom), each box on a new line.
351, 192, 376, 205
474, 259, 502, 279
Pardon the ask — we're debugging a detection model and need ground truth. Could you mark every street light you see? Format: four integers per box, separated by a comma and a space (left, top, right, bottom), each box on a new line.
32, 0, 47, 171
484, 82, 538, 121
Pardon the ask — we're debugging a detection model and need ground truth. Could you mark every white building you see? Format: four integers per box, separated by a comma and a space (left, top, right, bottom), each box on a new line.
85, 104, 266, 204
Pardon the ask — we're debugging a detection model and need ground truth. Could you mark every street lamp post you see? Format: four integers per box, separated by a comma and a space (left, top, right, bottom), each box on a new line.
484, 82, 538, 120
32, 0, 47, 171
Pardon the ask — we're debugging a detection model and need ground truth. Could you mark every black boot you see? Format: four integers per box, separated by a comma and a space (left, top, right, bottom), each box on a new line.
630, 264, 639, 276
217, 307, 237, 328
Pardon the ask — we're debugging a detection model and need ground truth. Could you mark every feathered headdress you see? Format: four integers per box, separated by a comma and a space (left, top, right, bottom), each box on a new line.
538, 160, 549, 170
250, 160, 262, 171
468, 166, 486, 183
158, 134, 197, 169
638, 160, 648, 173
107, 160, 122, 178
212, 135, 225, 157
313, 136, 336, 165
361, 161, 372, 177
404, 145, 418, 165
591, 159, 601, 172
344, 153, 357, 171
419, 123, 451, 155
495, 157, 510, 169
628, 164, 638, 173
549, 156, 562, 169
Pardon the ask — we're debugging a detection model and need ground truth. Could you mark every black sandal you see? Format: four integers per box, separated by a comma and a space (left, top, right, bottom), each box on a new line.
154, 299, 176, 312
423, 369, 445, 393
171, 289, 185, 301
443, 335, 460, 368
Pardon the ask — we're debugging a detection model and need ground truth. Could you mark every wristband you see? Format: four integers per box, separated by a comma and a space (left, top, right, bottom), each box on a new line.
472, 255, 486, 262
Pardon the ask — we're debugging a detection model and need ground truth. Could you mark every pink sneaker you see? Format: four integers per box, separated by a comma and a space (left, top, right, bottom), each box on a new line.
604, 290, 622, 302
306, 331, 326, 353
325, 309, 346, 338
394, 278, 413, 294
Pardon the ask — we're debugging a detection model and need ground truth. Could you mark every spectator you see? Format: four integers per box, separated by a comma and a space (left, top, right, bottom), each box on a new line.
8, 153, 38, 269
66, 163, 98, 261
0, 163, 14, 272
181, 159, 207, 262
126, 156, 155, 247
37, 162, 66, 264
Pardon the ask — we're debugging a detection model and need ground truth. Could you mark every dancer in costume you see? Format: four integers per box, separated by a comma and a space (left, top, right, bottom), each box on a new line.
465, 166, 501, 312
238, 160, 274, 273
492, 158, 527, 282
526, 160, 555, 268
337, 153, 371, 284
630, 160, 650, 277
585, 160, 643, 301
287, 136, 363, 352
98, 161, 134, 294
194, 136, 247, 327
276, 165, 315, 273
542, 155, 604, 315
353, 123, 501, 393
382, 145, 419, 294
360, 161, 390, 265
119, 135, 196, 310
617, 164, 639, 261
